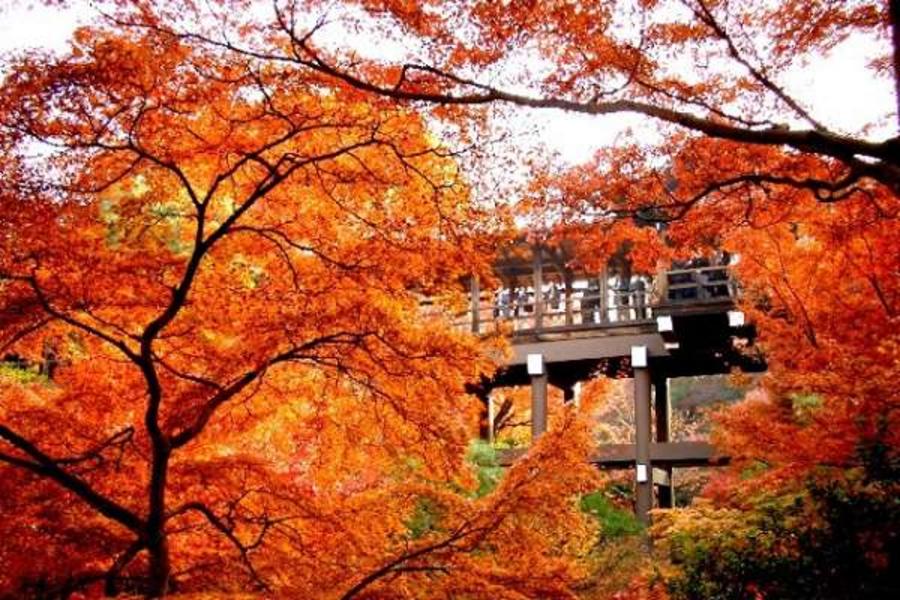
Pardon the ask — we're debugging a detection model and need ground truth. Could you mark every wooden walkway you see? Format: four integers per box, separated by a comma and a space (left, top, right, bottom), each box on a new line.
457, 247, 763, 524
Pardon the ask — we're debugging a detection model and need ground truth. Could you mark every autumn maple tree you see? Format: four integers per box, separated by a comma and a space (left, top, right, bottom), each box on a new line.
194, 0, 895, 595
3, 0, 900, 597
98, 0, 896, 196
0, 21, 606, 598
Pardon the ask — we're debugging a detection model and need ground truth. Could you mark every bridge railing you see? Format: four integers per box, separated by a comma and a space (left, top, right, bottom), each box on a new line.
467, 288, 655, 334
425, 264, 737, 336
662, 265, 734, 304
441, 280, 656, 335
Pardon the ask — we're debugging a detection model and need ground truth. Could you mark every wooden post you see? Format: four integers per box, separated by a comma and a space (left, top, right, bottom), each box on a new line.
528, 353, 548, 440
633, 348, 652, 525
654, 375, 670, 442
470, 276, 480, 334
564, 271, 574, 326
532, 245, 544, 330
599, 266, 609, 323
654, 374, 673, 508
532, 374, 548, 439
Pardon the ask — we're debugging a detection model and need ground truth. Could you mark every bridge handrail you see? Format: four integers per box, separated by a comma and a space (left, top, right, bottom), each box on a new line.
423, 264, 737, 335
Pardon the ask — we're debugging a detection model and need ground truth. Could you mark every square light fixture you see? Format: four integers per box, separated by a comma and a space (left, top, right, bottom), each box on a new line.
636, 463, 648, 483
526, 353, 544, 376
727, 310, 745, 327
631, 345, 648, 368
656, 315, 673, 332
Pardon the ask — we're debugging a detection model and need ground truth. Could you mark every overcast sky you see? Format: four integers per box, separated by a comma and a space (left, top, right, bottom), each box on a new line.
0, 1, 895, 166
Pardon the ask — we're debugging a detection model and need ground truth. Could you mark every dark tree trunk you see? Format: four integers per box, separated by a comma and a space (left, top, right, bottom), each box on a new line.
146, 533, 170, 598
145, 444, 171, 597
475, 388, 490, 440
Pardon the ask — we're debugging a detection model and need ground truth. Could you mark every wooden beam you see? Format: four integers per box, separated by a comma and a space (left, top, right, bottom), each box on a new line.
510, 332, 667, 366
496, 442, 728, 469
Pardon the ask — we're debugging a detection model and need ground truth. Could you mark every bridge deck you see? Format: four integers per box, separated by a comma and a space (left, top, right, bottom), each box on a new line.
452, 250, 759, 524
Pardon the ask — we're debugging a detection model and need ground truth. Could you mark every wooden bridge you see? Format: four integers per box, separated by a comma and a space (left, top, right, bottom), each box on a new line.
458, 242, 765, 524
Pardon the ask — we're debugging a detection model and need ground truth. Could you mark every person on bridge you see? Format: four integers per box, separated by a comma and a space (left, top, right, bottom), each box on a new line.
493, 288, 511, 319
547, 282, 562, 312
514, 287, 529, 319
632, 276, 647, 319
582, 279, 601, 324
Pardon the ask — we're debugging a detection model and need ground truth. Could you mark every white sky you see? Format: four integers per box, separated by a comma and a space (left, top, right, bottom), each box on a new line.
0, 3, 83, 55
0, 1, 895, 165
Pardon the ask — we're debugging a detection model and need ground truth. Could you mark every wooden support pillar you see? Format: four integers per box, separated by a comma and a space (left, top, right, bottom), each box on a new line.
564, 272, 574, 327
599, 266, 609, 323
470, 276, 480, 334
632, 347, 652, 525
532, 374, 548, 439
654, 375, 670, 442
654, 374, 673, 509
532, 245, 544, 330
528, 353, 548, 440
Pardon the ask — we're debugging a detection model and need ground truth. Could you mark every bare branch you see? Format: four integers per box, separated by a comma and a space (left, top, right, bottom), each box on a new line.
168, 502, 270, 591
0, 424, 144, 532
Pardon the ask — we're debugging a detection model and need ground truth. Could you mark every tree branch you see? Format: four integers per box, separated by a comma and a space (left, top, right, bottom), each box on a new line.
0, 424, 144, 532
168, 502, 270, 591
169, 331, 373, 448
